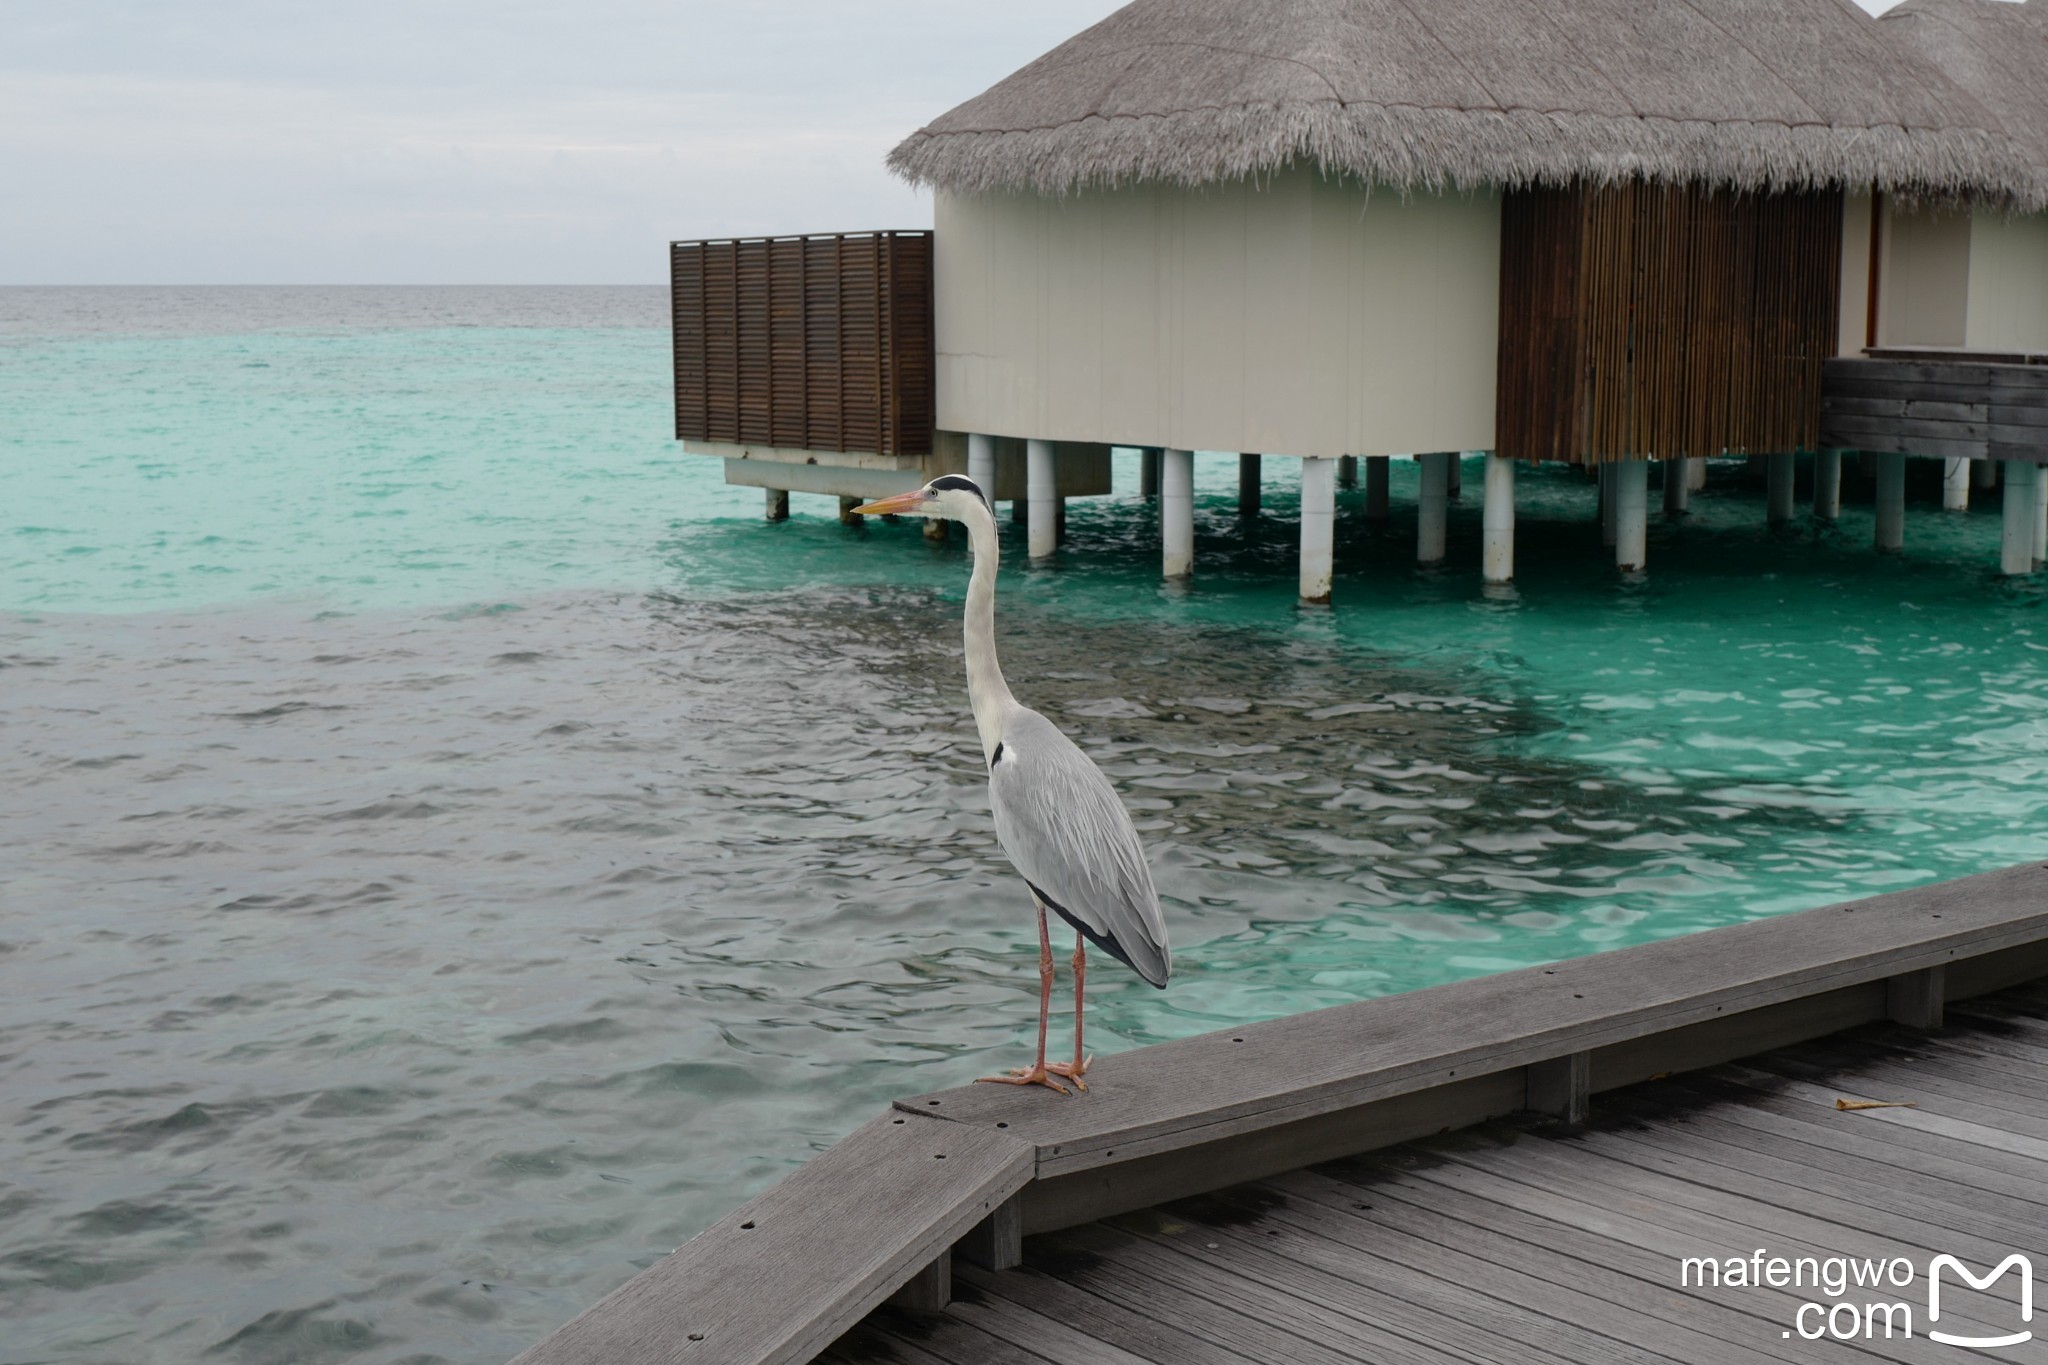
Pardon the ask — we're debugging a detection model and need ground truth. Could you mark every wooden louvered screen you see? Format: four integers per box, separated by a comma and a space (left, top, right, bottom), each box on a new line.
1498, 183, 1842, 464
671, 231, 934, 457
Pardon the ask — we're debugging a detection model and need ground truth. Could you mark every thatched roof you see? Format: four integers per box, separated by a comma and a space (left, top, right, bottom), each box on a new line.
1881, 0, 2048, 171
890, 0, 2043, 207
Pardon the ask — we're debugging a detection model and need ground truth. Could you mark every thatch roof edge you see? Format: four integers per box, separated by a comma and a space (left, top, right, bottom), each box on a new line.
889, 105, 2046, 210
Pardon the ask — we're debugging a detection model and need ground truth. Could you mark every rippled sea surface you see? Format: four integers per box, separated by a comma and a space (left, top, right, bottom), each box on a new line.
5, 286, 2047, 1363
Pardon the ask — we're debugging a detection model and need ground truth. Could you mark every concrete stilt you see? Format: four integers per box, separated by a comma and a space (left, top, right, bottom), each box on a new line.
968, 433, 996, 504
1338, 455, 1358, 489
1687, 457, 1707, 492
1239, 453, 1261, 518
1813, 450, 1842, 521
1027, 438, 1057, 561
1942, 456, 1971, 511
1663, 458, 1689, 515
766, 488, 789, 522
1615, 460, 1648, 571
1365, 456, 1390, 522
1974, 457, 1997, 491
2002, 460, 2037, 575
1140, 447, 1161, 498
1300, 456, 1335, 604
1417, 453, 1451, 564
1767, 453, 1796, 526
2035, 461, 2048, 567
1600, 463, 1618, 547
1447, 455, 1463, 500
1873, 452, 1906, 554
839, 495, 864, 526
1162, 447, 1194, 579
1483, 453, 1515, 584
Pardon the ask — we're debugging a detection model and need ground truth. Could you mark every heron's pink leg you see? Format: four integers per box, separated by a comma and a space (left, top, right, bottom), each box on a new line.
976, 897, 1068, 1095
1046, 933, 1091, 1090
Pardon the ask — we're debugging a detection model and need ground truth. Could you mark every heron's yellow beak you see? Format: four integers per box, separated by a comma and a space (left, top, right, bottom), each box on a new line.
850, 489, 929, 517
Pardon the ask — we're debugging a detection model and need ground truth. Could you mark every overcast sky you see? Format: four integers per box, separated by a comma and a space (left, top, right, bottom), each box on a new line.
3, 0, 1900, 285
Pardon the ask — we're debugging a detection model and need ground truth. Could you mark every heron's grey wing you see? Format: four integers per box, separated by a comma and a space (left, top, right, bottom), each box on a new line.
986, 707, 1170, 987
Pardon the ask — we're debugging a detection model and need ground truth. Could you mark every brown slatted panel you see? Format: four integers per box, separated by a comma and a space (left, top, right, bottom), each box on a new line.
667, 231, 933, 456
1498, 183, 1842, 464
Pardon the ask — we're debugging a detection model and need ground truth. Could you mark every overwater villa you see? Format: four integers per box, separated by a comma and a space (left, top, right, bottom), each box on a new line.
1869, 0, 2048, 571
674, 0, 2047, 596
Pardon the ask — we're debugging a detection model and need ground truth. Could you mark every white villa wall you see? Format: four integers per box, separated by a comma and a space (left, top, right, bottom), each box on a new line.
1879, 204, 1971, 347
1964, 212, 2048, 351
934, 168, 1501, 459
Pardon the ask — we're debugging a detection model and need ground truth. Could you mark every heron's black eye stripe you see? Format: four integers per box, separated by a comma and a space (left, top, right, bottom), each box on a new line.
928, 473, 992, 512
991, 741, 1005, 766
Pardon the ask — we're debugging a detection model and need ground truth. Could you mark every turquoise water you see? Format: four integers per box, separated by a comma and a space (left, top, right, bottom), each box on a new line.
5, 287, 2046, 1363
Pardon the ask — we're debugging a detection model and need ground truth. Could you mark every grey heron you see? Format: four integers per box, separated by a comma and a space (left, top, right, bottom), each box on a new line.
853, 476, 1170, 1094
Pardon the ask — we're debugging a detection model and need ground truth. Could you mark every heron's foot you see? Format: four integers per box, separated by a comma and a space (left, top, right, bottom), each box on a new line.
975, 1065, 1070, 1096
1044, 1055, 1092, 1092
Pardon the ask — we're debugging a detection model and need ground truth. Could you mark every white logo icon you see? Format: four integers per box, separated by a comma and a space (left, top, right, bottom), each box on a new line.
1928, 1254, 2034, 1349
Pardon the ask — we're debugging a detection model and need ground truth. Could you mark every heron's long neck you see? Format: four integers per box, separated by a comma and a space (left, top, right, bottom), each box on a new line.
962, 507, 1014, 765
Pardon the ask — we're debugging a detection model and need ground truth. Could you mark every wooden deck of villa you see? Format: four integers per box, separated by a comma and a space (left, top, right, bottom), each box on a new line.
828, 987, 2048, 1363
509, 863, 2048, 1365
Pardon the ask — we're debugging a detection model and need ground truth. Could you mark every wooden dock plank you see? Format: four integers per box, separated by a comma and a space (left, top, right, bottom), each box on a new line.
938, 1288, 1159, 1365
510, 1115, 1032, 1365
1622, 1074, 2048, 1215
1110, 1199, 1607, 1365
1188, 1182, 1767, 1365
958, 1261, 1284, 1365
1337, 1150, 1950, 1362
1716, 1062, 2048, 1164
1417, 1133, 2023, 1344
901, 864, 2048, 1174
1743, 1043, 2048, 1139
1267, 1167, 1806, 1363
1029, 1221, 1450, 1365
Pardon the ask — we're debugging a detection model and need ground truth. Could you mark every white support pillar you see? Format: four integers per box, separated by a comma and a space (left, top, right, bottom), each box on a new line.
1365, 456, 1390, 522
2035, 461, 2048, 568
1615, 460, 1648, 571
1767, 453, 1796, 526
1974, 457, 1997, 491
1238, 453, 1261, 518
1663, 458, 1689, 515
1027, 438, 1058, 561
1338, 455, 1358, 489
1599, 463, 1618, 547
1140, 447, 1161, 498
2002, 460, 2037, 575
1417, 453, 1451, 564
1813, 450, 1842, 521
1687, 457, 1708, 491
1483, 453, 1515, 584
1942, 457, 1971, 511
1614, 461, 1648, 570
766, 488, 789, 521
1874, 451, 1906, 555
1162, 447, 1194, 580
968, 432, 996, 504
1300, 456, 1335, 603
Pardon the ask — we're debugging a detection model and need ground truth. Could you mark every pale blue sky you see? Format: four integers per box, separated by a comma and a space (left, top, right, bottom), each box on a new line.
3, 0, 1900, 285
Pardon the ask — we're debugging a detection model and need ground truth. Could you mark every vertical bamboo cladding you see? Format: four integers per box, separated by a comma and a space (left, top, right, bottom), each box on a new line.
670, 231, 934, 457
1498, 183, 1842, 465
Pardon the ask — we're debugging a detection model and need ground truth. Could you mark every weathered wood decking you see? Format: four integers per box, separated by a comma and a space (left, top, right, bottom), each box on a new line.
509, 863, 2048, 1365
831, 986, 2048, 1363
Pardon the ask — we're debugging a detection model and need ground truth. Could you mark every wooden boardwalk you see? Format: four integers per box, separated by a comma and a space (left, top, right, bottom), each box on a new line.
830, 982, 2048, 1365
